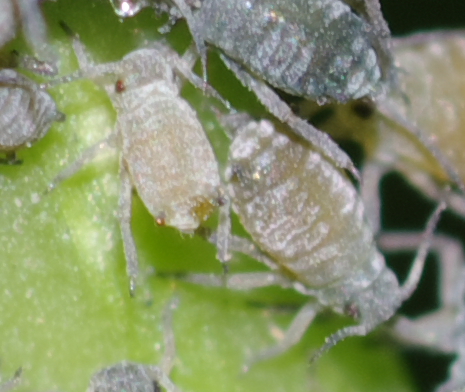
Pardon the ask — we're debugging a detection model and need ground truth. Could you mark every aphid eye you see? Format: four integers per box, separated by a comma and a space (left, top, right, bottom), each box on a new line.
115, 79, 126, 93
344, 302, 361, 319
350, 99, 375, 120
155, 212, 166, 226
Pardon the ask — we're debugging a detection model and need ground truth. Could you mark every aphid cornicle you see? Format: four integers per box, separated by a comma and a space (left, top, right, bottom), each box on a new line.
47, 29, 228, 295
184, 113, 444, 366
87, 298, 182, 392
0, 68, 64, 164
299, 30, 465, 232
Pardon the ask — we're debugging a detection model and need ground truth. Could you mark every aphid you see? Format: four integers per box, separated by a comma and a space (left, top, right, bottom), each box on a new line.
379, 232, 465, 392
0, 368, 21, 392
47, 30, 228, 295
0, 0, 57, 68
0, 67, 64, 164
182, 113, 444, 366
298, 30, 465, 232
87, 298, 183, 392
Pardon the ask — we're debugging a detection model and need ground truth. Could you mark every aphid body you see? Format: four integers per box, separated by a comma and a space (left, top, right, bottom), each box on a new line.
50, 35, 226, 295
87, 298, 182, 392
191, 0, 392, 103
187, 114, 443, 364
0, 68, 63, 163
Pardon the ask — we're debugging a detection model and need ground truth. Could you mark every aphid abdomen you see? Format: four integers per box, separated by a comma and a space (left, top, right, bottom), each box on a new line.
228, 119, 380, 289
197, 0, 383, 102
122, 89, 221, 232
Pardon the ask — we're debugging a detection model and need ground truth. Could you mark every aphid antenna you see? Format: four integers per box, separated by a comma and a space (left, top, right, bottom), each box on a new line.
160, 296, 180, 375
400, 197, 447, 301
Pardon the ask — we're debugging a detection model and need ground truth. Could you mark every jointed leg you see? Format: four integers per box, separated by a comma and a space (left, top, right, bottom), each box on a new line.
119, 161, 139, 296
46, 132, 117, 193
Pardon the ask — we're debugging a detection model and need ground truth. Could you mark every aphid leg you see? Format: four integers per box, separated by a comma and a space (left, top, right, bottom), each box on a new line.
219, 54, 360, 181
46, 132, 117, 193
309, 200, 446, 363
399, 199, 446, 300
145, 297, 183, 392
380, 233, 465, 351
173, 48, 230, 110
207, 233, 279, 271
160, 297, 180, 374
119, 162, 139, 297
144, 366, 183, 392
243, 301, 320, 372
0, 368, 22, 392
215, 191, 231, 267
360, 161, 389, 233
169, 0, 208, 83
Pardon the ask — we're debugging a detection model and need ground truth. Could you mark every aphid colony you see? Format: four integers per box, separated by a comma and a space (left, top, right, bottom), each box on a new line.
2, 0, 464, 391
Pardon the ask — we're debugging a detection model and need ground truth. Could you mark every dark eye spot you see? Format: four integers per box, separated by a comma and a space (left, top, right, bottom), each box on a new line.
115, 79, 126, 93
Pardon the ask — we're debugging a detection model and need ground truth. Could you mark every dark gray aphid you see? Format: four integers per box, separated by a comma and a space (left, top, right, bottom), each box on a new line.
0, 68, 64, 164
184, 114, 444, 366
87, 298, 182, 392
47, 32, 228, 295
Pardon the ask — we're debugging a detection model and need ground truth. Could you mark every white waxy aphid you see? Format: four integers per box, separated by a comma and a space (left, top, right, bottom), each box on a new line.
183, 113, 444, 366
0, 368, 21, 392
0, 0, 57, 68
87, 298, 182, 392
298, 30, 465, 232
0, 68, 64, 164
48, 31, 228, 295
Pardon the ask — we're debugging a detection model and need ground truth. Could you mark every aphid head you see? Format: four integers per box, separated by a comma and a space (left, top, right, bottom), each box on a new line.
311, 268, 401, 363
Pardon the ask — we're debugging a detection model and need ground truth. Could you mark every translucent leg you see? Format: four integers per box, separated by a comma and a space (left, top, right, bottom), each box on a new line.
118, 161, 138, 297
46, 132, 117, 193
244, 301, 320, 371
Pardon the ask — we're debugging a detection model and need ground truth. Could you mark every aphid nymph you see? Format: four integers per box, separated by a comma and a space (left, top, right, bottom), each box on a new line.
184, 113, 444, 366
48, 30, 229, 295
